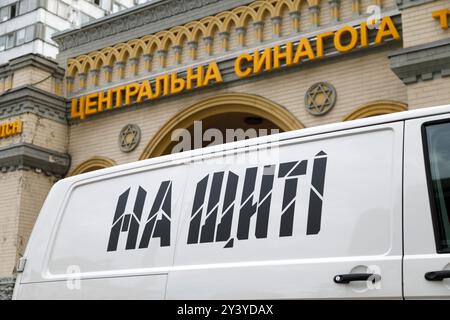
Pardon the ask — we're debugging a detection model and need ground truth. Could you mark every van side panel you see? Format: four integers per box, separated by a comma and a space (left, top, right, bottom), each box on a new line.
15, 122, 403, 299
16, 163, 188, 300
14, 275, 166, 300
167, 123, 404, 299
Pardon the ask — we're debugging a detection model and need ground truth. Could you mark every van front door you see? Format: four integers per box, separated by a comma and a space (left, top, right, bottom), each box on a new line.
404, 115, 450, 299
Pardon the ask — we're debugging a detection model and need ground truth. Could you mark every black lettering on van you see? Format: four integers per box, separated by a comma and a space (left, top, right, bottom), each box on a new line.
185, 151, 328, 248
278, 160, 307, 237
187, 175, 209, 245
187, 165, 276, 248
306, 151, 328, 235
107, 187, 145, 252
188, 171, 240, 247
106, 151, 328, 252
237, 165, 275, 240
215, 172, 239, 245
139, 181, 172, 248
107, 181, 172, 252
200, 172, 224, 243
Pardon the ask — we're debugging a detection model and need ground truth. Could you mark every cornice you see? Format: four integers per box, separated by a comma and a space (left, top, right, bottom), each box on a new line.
396, 0, 437, 10
0, 143, 70, 177
53, 0, 254, 54
389, 38, 450, 84
0, 86, 68, 123
0, 53, 64, 78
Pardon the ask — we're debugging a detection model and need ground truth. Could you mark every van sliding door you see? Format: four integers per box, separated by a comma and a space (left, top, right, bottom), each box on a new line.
167, 123, 404, 299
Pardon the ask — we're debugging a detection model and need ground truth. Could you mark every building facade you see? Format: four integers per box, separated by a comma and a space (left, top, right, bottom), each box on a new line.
0, 0, 137, 64
1, 0, 450, 298
0, 0, 142, 299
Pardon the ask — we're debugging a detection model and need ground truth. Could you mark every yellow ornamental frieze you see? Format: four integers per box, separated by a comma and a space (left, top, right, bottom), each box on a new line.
69, 15, 400, 121
66, 0, 387, 93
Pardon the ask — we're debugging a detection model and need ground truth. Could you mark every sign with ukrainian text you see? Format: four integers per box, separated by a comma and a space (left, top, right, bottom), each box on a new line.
432, 9, 450, 30
70, 16, 400, 121
0, 120, 22, 139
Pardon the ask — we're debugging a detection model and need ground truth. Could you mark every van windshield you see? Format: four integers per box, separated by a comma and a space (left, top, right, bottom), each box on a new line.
425, 122, 450, 252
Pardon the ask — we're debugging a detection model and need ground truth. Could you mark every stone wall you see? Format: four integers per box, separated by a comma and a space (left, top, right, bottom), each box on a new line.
389, 0, 450, 108
68, 46, 407, 172
0, 54, 69, 283
0, 277, 15, 300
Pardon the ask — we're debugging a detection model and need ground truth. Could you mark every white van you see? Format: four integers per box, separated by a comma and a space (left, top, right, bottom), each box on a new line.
13, 105, 450, 300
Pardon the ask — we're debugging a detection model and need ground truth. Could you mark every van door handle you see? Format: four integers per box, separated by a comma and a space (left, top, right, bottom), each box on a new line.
334, 273, 381, 284
424, 270, 450, 281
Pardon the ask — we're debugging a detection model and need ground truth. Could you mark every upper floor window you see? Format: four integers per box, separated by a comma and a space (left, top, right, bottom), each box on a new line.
24, 24, 35, 42
18, 0, 38, 15
47, 0, 68, 18
0, 24, 36, 52
6, 33, 15, 49
1, 3, 18, 22
87, 0, 101, 6
16, 28, 26, 45
44, 25, 56, 44
112, 2, 126, 13
79, 12, 92, 24
0, 36, 5, 51
0, 0, 43, 23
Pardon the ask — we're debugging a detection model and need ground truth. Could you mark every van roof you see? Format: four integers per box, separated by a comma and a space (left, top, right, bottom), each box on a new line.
65, 104, 450, 182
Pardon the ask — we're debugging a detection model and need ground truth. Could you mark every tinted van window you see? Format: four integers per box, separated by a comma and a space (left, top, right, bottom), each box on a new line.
424, 122, 450, 252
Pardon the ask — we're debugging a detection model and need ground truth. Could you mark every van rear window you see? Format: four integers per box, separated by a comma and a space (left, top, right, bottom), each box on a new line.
424, 122, 450, 253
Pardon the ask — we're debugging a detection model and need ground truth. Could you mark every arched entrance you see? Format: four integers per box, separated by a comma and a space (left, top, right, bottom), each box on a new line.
140, 93, 304, 159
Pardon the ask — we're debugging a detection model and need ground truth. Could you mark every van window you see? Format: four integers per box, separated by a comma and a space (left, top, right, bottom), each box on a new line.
424, 122, 450, 252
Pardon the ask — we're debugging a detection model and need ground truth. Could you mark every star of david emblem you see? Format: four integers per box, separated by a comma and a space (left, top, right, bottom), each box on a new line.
119, 124, 141, 152
304, 82, 337, 116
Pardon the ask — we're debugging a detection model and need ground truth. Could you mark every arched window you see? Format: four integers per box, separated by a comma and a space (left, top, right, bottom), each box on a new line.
343, 101, 407, 121
69, 157, 116, 176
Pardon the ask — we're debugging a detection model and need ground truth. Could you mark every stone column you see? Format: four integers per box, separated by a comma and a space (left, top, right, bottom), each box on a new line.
203, 36, 214, 56
219, 32, 230, 51
289, 11, 300, 33
236, 27, 246, 47
254, 21, 264, 42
